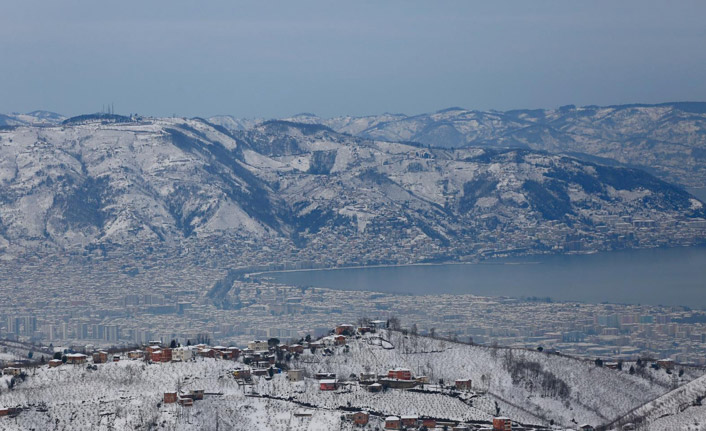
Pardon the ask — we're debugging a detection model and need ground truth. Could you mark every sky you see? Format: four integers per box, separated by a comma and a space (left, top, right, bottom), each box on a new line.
1, 0, 705, 119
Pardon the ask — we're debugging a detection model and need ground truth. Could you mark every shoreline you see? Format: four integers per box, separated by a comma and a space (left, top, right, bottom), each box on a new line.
246, 244, 703, 278
246, 244, 706, 308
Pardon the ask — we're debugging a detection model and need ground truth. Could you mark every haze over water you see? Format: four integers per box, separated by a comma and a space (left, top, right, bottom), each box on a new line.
266, 246, 706, 307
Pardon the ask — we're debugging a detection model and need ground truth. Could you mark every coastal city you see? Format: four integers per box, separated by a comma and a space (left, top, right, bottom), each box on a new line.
1, 241, 705, 367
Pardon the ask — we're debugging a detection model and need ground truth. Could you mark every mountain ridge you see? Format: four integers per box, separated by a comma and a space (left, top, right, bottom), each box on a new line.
209, 101, 706, 188
0, 116, 704, 263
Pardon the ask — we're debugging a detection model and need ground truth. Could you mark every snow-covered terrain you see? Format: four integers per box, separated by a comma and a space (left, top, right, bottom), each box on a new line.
0, 331, 700, 430
608, 372, 706, 430
0, 359, 350, 431
217, 102, 706, 188
289, 330, 701, 428
0, 115, 703, 260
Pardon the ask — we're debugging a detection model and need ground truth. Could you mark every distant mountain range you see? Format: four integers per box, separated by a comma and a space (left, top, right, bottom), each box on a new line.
213, 102, 706, 188
0, 110, 65, 127
8, 102, 706, 188
0, 114, 703, 258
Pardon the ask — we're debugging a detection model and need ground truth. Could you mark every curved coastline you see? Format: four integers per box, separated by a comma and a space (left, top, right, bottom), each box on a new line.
252, 245, 706, 307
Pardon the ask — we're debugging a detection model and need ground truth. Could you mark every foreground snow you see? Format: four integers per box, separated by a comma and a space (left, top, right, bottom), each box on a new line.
0, 331, 701, 430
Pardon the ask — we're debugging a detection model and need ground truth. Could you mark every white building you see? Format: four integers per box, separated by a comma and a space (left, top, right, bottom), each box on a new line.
247, 340, 269, 351
171, 347, 193, 362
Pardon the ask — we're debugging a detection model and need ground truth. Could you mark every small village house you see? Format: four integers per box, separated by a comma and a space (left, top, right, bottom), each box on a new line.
150, 348, 172, 363
385, 416, 401, 430
247, 340, 269, 351
493, 417, 512, 431
287, 369, 303, 382
657, 359, 675, 370
66, 353, 87, 364
401, 415, 418, 427
421, 419, 437, 428
319, 379, 337, 391
127, 350, 144, 360
455, 378, 472, 390
198, 348, 217, 359
92, 351, 108, 364
0, 408, 18, 417
171, 347, 193, 362
288, 344, 304, 354
351, 411, 369, 426
415, 375, 429, 384
335, 324, 355, 336
387, 368, 412, 380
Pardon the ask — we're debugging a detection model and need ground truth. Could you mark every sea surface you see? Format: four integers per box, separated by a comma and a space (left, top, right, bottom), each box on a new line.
264, 246, 706, 307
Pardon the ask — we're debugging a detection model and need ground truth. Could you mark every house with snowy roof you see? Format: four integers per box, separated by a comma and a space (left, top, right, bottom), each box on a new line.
384, 416, 400, 429
66, 353, 87, 364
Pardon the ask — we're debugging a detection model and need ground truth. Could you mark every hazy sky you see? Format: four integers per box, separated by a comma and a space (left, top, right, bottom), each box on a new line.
1, 1, 705, 118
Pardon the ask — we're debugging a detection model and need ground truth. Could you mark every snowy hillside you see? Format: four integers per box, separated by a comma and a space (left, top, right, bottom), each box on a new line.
0, 359, 350, 431
289, 330, 702, 428
608, 372, 706, 430
0, 331, 701, 430
226, 103, 706, 188
0, 111, 65, 127
0, 115, 704, 260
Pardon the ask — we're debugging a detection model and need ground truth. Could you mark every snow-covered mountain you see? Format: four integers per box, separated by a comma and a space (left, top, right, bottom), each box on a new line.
0, 115, 704, 258
0, 110, 65, 126
218, 102, 706, 188
207, 115, 263, 132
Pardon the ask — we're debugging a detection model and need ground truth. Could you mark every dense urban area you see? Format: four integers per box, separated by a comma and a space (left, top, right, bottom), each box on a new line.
2, 241, 706, 369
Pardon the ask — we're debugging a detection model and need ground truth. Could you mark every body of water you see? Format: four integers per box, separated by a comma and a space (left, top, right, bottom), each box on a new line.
263, 246, 706, 307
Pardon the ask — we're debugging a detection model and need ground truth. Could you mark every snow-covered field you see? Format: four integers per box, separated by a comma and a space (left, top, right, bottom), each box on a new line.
0, 359, 353, 431
0, 331, 699, 430
609, 372, 706, 430
290, 331, 703, 428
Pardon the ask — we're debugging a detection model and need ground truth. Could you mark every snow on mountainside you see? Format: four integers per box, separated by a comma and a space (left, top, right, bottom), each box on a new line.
0, 331, 701, 430
216, 102, 706, 188
0, 115, 704, 258
207, 115, 263, 132
290, 330, 701, 428
608, 372, 706, 430
0, 359, 347, 431
0, 111, 65, 126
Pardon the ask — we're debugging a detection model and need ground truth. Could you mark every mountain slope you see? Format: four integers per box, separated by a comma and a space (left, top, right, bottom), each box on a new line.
608, 372, 706, 430
288, 330, 701, 428
0, 117, 704, 261
233, 103, 706, 188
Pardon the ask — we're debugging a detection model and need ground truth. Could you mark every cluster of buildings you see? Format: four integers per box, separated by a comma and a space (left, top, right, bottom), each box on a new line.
0, 321, 643, 431
1, 234, 706, 368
